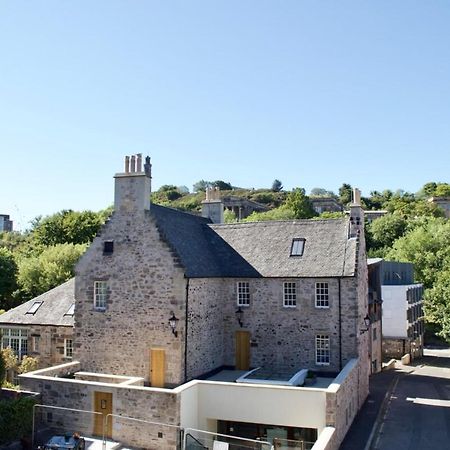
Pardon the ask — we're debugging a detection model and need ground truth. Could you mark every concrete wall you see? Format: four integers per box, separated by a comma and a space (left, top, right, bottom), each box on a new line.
382, 286, 408, 337
74, 210, 187, 385
179, 380, 327, 433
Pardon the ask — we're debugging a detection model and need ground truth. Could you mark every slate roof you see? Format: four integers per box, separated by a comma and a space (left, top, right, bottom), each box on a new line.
210, 219, 357, 278
150, 204, 260, 278
0, 278, 75, 327
150, 204, 357, 278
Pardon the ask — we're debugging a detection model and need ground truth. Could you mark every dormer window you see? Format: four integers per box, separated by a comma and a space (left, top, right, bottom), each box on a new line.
290, 238, 305, 256
25, 301, 43, 315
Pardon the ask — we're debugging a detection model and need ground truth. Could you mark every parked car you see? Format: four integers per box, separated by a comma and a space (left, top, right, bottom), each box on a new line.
38, 434, 85, 450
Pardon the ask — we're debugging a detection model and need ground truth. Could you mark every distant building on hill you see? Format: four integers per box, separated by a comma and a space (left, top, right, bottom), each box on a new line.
0, 214, 13, 232
428, 196, 450, 218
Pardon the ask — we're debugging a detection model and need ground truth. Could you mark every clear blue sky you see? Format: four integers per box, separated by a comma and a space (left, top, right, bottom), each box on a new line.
1, 1, 449, 230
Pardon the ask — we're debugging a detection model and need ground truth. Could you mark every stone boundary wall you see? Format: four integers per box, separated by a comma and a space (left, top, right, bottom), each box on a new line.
21, 368, 179, 449
325, 358, 362, 449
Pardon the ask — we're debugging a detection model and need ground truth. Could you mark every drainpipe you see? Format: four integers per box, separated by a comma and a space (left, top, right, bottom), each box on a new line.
184, 278, 190, 383
338, 278, 343, 371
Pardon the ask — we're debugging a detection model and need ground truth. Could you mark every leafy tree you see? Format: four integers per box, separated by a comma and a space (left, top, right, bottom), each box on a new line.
212, 180, 233, 191
0, 248, 18, 310
224, 209, 237, 223
310, 188, 335, 197
435, 183, 450, 197
243, 207, 296, 222
31, 210, 107, 247
271, 179, 283, 192
338, 183, 353, 206
365, 214, 408, 256
284, 188, 316, 219
17, 243, 86, 298
192, 180, 212, 192
0, 348, 5, 385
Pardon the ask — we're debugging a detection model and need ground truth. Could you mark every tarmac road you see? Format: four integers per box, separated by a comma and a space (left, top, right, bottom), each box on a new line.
371, 348, 450, 450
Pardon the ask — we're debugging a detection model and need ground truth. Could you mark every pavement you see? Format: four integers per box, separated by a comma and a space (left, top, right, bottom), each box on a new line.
340, 348, 450, 450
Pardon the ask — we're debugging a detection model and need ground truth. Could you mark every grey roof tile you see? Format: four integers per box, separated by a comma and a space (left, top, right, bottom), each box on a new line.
0, 278, 75, 327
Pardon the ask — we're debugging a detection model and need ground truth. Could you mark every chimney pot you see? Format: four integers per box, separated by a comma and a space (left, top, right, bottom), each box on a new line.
130, 155, 136, 173
137, 153, 142, 172
125, 156, 130, 173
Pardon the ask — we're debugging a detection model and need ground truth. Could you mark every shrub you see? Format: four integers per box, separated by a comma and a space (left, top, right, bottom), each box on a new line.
0, 396, 37, 444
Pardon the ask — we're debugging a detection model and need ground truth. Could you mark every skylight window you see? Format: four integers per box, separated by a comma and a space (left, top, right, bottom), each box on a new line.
26, 301, 43, 315
64, 304, 75, 316
290, 238, 305, 256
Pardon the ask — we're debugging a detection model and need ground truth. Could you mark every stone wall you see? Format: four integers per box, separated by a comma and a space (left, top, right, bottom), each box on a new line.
74, 210, 187, 386
383, 336, 423, 360
325, 358, 360, 448
28, 325, 74, 369
185, 276, 365, 378
21, 374, 180, 450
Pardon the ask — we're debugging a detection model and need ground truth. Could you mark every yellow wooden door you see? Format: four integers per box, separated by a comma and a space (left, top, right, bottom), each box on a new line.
150, 348, 166, 387
93, 391, 113, 438
235, 331, 250, 370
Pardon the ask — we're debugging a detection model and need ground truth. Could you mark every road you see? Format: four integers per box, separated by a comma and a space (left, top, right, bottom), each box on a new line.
371, 348, 450, 450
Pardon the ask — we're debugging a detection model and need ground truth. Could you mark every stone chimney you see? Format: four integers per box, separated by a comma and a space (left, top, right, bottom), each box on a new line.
201, 187, 224, 224
114, 154, 152, 213
349, 187, 364, 238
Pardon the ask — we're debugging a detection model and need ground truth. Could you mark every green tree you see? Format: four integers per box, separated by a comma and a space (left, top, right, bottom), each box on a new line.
31, 209, 107, 247
284, 188, 316, 219
435, 183, 450, 197
17, 243, 86, 298
192, 180, 212, 192
310, 188, 335, 197
365, 214, 408, 256
0, 248, 18, 310
338, 183, 353, 206
271, 179, 283, 192
242, 207, 296, 222
212, 180, 233, 191
0, 348, 5, 384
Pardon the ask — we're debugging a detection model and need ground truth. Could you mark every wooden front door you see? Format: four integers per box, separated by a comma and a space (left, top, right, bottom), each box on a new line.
235, 331, 250, 370
150, 348, 166, 387
93, 391, 113, 438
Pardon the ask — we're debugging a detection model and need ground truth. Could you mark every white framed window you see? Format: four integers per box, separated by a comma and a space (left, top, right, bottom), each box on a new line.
315, 334, 330, 365
64, 339, 73, 359
237, 281, 250, 306
283, 282, 297, 307
315, 282, 329, 308
32, 335, 40, 353
0, 328, 28, 359
94, 281, 108, 310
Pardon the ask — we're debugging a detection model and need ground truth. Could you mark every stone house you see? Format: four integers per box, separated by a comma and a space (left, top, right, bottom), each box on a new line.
0, 279, 75, 373
21, 155, 370, 450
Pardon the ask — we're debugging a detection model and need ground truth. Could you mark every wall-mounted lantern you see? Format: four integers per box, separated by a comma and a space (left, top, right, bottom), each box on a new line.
235, 307, 244, 328
169, 312, 179, 337
360, 314, 371, 334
